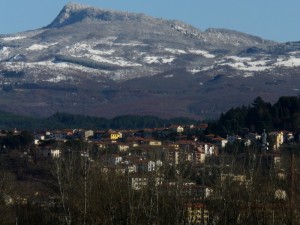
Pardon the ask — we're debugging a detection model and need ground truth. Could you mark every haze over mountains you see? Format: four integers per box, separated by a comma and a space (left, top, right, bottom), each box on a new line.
0, 3, 299, 119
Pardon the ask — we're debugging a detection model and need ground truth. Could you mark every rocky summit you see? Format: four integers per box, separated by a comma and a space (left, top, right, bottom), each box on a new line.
0, 3, 300, 119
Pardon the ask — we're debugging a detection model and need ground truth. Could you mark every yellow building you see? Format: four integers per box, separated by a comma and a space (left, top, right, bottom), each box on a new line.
186, 203, 209, 225
269, 131, 284, 150
110, 132, 122, 140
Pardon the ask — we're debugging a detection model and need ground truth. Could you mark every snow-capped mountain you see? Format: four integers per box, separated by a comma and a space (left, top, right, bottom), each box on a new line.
0, 3, 299, 118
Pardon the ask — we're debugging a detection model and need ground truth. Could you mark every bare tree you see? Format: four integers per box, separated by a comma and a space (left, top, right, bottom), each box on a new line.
0, 171, 16, 225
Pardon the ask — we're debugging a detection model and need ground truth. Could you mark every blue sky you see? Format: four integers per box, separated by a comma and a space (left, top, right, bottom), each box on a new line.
0, 0, 299, 43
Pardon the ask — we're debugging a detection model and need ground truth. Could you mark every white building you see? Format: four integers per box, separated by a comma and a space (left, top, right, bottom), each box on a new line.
101, 155, 123, 166
39, 148, 61, 159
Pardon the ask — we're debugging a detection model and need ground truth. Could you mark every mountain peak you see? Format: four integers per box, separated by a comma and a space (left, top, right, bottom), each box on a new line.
63, 2, 90, 12
47, 3, 150, 28
47, 2, 93, 28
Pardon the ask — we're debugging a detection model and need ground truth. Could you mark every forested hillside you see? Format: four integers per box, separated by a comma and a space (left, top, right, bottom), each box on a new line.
209, 96, 300, 135
0, 112, 197, 130
0, 96, 300, 133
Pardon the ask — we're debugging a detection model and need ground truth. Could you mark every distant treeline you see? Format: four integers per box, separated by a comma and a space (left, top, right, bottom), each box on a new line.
0, 96, 299, 132
0, 112, 197, 130
209, 96, 300, 135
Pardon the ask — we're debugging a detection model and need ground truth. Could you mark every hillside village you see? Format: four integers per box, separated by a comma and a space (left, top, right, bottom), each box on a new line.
1, 2, 300, 224
1, 122, 299, 224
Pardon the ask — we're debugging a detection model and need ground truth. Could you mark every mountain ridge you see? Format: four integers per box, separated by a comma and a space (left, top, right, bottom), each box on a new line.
47, 2, 153, 28
0, 3, 299, 119
46, 3, 273, 49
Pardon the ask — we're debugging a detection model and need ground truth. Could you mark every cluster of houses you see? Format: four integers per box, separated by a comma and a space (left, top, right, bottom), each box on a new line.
34, 124, 216, 164
32, 125, 298, 175
33, 124, 297, 163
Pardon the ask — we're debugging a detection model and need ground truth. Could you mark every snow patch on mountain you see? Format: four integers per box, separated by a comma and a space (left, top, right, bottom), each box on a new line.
143, 56, 160, 64
170, 24, 200, 38
171, 24, 189, 33
65, 42, 114, 55
26, 44, 49, 51
216, 54, 300, 72
46, 75, 68, 83
188, 49, 215, 58
67, 38, 146, 49
3, 61, 102, 75
88, 49, 115, 55
0, 47, 10, 60
220, 61, 271, 72
143, 56, 175, 64
65, 43, 89, 54
50, 61, 109, 74
86, 54, 142, 67
162, 57, 175, 63
219, 56, 271, 72
188, 69, 202, 74
164, 48, 187, 54
62, 41, 142, 67
288, 51, 300, 56
243, 72, 254, 78
187, 66, 214, 74
247, 59, 270, 67
274, 57, 300, 67
114, 41, 148, 47
1, 36, 27, 41
225, 56, 252, 62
